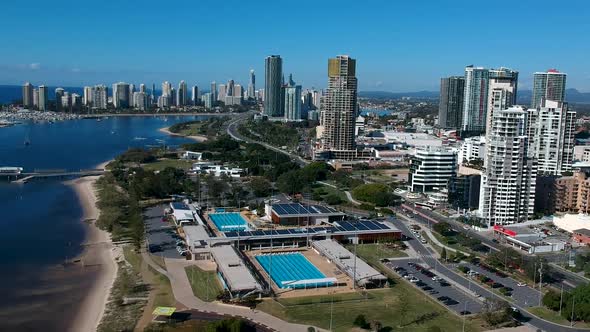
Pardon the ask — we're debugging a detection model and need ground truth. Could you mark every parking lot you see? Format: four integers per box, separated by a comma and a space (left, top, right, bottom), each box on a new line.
384, 258, 483, 315
145, 204, 186, 259
457, 261, 540, 307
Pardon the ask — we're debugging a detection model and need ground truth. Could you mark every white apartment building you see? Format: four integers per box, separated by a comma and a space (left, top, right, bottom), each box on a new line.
409, 147, 457, 193
458, 136, 486, 165
527, 100, 576, 175
480, 106, 536, 225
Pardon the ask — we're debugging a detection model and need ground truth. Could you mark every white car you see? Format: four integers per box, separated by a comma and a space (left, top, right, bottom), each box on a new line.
421, 239, 427, 244
432, 276, 441, 281
409, 277, 419, 283
517, 282, 527, 287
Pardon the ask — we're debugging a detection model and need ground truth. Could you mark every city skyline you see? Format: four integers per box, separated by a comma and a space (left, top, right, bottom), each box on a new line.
1, 1, 589, 91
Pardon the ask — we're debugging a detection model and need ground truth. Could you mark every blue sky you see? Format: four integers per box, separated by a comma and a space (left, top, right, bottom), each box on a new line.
1, 0, 589, 91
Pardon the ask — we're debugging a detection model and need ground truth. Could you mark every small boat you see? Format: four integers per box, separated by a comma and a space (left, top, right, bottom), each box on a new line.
133, 137, 147, 141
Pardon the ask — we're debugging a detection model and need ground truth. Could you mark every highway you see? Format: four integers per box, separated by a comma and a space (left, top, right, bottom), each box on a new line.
225, 113, 310, 167
390, 213, 589, 332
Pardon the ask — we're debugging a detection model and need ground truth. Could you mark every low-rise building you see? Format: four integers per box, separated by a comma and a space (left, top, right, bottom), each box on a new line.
458, 136, 485, 165
493, 225, 567, 254
191, 162, 243, 178
572, 228, 590, 245
408, 146, 457, 193
181, 151, 203, 160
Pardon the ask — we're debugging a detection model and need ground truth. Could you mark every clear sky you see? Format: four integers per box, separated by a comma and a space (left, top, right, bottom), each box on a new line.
1, 0, 589, 92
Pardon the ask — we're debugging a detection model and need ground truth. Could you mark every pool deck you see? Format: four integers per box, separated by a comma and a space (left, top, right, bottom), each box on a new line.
246, 248, 356, 298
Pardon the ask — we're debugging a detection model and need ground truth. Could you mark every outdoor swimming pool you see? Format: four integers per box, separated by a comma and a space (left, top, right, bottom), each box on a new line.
255, 252, 336, 289
209, 212, 249, 231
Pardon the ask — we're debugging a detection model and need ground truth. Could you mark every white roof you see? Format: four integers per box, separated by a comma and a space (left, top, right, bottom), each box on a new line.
183, 225, 210, 247
312, 240, 386, 286
211, 246, 260, 292
553, 214, 590, 233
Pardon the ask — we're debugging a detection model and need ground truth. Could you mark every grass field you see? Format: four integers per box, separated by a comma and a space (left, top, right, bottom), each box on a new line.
528, 306, 590, 329
185, 266, 223, 302
344, 243, 408, 267
143, 159, 194, 171
257, 286, 481, 332
255, 243, 480, 332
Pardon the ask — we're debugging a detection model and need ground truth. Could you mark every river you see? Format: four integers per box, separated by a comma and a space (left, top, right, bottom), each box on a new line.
0, 115, 209, 331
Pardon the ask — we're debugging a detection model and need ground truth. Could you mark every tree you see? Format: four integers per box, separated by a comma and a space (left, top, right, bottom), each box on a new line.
441, 248, 447, 262
276, 170, 304, 194
480, 298, 511, 326
353, 314, 370, 329
352, 183, 396, 207
249, 177, 271, 197
324, 194, 342, 205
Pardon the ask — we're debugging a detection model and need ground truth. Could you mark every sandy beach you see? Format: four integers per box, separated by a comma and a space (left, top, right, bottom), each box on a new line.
159, 126, 208, 142
65, 167, 118, 332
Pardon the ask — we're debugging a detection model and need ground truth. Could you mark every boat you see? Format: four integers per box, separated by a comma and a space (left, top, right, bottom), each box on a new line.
133, 137, 147, 141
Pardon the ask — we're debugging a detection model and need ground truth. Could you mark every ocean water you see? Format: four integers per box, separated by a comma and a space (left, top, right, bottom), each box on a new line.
0, 115, 208, 331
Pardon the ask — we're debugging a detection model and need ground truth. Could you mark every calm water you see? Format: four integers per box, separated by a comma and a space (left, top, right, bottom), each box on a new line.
0, 115, 208, 331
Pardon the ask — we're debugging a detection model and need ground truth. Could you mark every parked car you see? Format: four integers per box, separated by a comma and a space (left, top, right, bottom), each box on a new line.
409, 277, 419, 283
517, 282, 527, 287
460, 310, 472, 316
149, 244, 162, 253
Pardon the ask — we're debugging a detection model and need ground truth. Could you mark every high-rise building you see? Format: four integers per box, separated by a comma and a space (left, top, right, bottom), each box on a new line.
409, 147, 457, 193
226, 80, 235, 97
210, 81, 217, 101
129, 84, 135, 100
202, 92, 214, 108
38, 85, 49, 111
55, 88, 65, 111
192, 86, 200, 105
462, 66, 489, 135
133, 91, 148, 110
170, 87, 176, 106
248, 69, 256, 99
162, 81, 172, 98
486, 68, 518, 134
532, 69, 567, 108
527, 100, 576, 175
91, 85, 108, 109
71, 93, 82, 110
151, 83, 156, 103
33, 89, 39, 108
83, 86, 92, 106
438, 76, 465, 130
284, 75, 302, 121
264, 55, 283, 116
61, 92, 72, 110
22, 82, 34, 108
177, 81, 188, 106
113, 82, 130, 108
312, 89, 322, 110
480, 106, 536, 225
318, 55, 358, 159
139, 84, 146, 93
218, 84, 227, 101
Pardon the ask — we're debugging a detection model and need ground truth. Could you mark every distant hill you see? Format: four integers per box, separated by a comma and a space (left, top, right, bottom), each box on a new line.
360, 88, 590, 104
359, 90, 438, 99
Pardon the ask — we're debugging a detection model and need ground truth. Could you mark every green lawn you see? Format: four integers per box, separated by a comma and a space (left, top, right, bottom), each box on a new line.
344, 243, 408, 267
528, 307, 590, 329
255, 242, 479, 332
313, 183, 348, 203
257, 287, 481, 332
143, 158, 194, 171
184, 266, 223, 302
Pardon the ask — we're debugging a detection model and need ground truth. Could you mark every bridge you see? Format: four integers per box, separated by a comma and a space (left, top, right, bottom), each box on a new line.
10, 169, 106, 184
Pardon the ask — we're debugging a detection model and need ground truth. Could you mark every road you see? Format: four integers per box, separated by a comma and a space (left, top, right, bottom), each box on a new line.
390, 213, 590, 332
399, 204, 587, 291
225, 113, 310, 166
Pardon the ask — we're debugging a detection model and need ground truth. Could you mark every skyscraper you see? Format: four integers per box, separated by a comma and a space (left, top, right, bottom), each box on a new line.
91, 85, 108, 109
264, 55, 283, 116
462, 66, 489, 135
319, 55, 358, 159
55, 88, 65, 111
113, 82, 130, 108
218, 84, 227, 101
248, 69, 256, 99
485, 68, 518, 134
527, 100, 576, 175
192, 85, 200, 105
284, 75, 302, 121
83, 86, 92, 106
177, 80, 188, 106
22, 82, 34, 108
438, 76, 465, 130
532, 69, 567, 108
210, 81, 217, 101
480, 106, 536, 225
139, 84, 146, 93
38, 85, 48, 111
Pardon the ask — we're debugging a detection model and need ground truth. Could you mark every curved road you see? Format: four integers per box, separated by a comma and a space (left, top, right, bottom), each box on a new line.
226, 113, 310, 167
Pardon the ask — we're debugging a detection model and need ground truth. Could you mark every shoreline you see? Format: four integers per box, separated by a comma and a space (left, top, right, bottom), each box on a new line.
65, 160, 118, 332
82, 112, 232, 118
159, 126, 208, 142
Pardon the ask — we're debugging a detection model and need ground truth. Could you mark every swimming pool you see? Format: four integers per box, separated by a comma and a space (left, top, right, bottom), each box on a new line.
209, 212, 249, 231
255, 253, 336, 289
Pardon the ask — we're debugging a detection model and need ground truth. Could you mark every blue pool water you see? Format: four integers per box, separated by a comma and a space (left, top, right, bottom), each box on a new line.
255, 253, 334, 289
209, 212, 249, 231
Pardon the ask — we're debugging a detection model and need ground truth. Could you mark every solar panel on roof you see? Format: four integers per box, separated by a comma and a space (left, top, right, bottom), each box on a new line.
277, 229, 290, 235
355, 223, 369, 230
253, 231, 264, 236
225, 231, 237, 237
